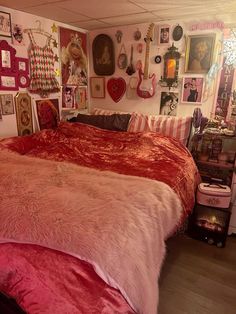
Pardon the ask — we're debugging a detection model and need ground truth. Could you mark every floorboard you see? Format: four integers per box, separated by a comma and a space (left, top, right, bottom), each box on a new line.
159, 235, 236, 314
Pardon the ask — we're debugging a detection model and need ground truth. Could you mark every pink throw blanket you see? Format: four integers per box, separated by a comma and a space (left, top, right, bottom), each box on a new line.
0, 150, 182, 314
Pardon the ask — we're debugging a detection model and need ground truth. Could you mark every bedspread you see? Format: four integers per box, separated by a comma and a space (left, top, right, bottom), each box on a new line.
0, 122, 199, 216
0, 149, 183, 314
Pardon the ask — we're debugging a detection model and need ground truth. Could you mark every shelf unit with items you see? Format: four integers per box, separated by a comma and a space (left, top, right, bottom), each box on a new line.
191, 132, 236, 187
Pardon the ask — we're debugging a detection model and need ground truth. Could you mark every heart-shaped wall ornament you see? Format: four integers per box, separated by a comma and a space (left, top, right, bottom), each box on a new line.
107, 77, 126, 102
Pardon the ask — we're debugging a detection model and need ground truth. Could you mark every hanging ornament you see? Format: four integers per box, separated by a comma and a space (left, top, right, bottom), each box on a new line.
155, 55, 162, 64
55, 69, 60, 77
51, 23, 58, 33
115, 30, 123, 43
223, 29, 236, 66
137, 43, 143, 53
136, 60, 142, 71
172, 24, 183, 41
134, 29, 141, 41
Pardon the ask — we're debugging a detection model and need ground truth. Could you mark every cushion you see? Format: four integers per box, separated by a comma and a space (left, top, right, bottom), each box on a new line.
68, 113, 131, 132
128, 113, 192, 146
91, 108, 128, 115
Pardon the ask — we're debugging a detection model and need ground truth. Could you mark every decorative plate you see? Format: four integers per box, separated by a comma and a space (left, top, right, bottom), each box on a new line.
172, 25, 183, 41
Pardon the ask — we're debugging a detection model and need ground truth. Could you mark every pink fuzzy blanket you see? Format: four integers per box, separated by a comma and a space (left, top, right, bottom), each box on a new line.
0, 150, 182, 314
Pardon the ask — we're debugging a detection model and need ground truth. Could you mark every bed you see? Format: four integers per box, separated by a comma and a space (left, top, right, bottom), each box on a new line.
0, 113, 199, 314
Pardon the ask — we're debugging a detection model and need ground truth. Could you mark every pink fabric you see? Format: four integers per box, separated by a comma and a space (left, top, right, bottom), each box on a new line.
0, 243, 134, 314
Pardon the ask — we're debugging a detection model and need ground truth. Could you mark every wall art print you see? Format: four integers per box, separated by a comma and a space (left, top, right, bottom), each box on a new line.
90, 77, 105, 98
12, 24, 25, 46
35, 99, 59, 130
15, 92, 33, 136
74, 86, 87, 109
160, 92, 178, 116
62, 85, 76, 108
0, 11, 12, 38
59, 27, 87, 86
185, 34, 216, 73
181, 77, 204, 104
0, 93, 14, 115
158, 25, 170, 45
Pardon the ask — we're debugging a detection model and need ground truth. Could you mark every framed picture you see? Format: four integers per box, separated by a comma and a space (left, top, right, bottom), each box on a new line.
160, 92, 178, 116
90, 77, 105, 98
15, 92, 33, 136
35, 99, 59, 130
92, 34, 115, 75
0, 94, 14, 115
0, 40, 17, 74
0, 74, 18, 90
12, 23, 25, 46
0, 11, 12, 38
62, 85, 76, 108
16, 57, 29, 73
185, 34, 216, 73
74, 86, 87, 109
158, 25, 170, 45
59, 27, 87, 86
181, 77, 204, 104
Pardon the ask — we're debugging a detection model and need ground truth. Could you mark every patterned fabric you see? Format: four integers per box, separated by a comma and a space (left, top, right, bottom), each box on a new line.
91, 108, 192, 146
28, 30, 60, 96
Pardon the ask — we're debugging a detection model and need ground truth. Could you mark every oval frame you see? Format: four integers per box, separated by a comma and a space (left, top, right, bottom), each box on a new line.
92, 34, 115, 76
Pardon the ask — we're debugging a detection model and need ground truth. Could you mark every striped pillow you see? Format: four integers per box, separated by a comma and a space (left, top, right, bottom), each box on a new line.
91, 108, 192, 146
128, 113, 192, 145
91, 108, 128, 115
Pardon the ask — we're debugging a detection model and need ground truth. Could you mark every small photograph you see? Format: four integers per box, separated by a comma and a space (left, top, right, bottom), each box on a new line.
181, 77, 204, 104
74, 87, 87, 109
160, 92, 178, 116
12, 24, 25, 46
62, 85, 76, 108
35, 99, 59, 130
158, 25, 170, 45
0, 94, 14, 115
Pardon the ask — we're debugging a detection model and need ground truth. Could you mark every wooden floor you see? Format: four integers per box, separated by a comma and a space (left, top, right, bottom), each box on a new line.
158, 235, 236, 314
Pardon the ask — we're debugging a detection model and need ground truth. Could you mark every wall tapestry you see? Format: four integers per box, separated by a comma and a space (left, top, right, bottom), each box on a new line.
35, 99, 59, 130
59, 27, 87, 86
214, 58, 235, 120
15, 92, 33, 136
92, 34, 115, 76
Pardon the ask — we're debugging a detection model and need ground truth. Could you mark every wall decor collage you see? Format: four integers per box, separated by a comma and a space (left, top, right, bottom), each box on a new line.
89, 22, 224, 117
0, 9, 89, 133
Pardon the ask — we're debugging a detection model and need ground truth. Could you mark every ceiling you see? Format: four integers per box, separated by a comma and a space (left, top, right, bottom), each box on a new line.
1, 0, 236, 30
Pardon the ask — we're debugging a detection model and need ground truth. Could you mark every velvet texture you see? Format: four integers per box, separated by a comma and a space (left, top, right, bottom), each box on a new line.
0, 123, 199, 313
68, 113, 131, 131
0, 243, 134, 314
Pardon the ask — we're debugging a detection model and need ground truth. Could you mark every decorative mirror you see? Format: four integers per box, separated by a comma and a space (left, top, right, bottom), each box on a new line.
159, 43, 181, 89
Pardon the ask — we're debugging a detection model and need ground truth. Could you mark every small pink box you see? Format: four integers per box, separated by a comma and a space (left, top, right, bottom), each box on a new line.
197, 183, 231, 209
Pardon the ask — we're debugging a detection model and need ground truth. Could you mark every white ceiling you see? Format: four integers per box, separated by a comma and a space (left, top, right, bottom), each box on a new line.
1, 0, 236, 30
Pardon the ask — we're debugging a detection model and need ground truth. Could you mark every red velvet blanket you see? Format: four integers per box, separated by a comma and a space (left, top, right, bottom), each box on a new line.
0, 122, 199, 215
0, 123, 199, 314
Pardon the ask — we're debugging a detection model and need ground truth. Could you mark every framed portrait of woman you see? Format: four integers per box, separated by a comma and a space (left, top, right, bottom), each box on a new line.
181, 77, 204, 104
185, 34, 216, 73
158, 25, 170, 45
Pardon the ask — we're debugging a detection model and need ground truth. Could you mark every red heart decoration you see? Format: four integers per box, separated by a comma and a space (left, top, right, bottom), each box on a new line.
107, 77, 126, 102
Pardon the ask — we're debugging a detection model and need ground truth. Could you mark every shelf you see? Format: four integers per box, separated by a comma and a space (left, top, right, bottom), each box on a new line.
196, 160, 234, 169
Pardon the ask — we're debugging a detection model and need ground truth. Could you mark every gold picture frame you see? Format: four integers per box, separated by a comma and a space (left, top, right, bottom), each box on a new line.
185, 34, 216, 73
15, 92, 33, 136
